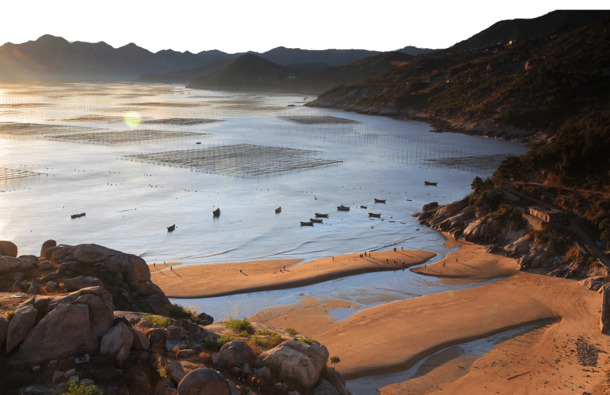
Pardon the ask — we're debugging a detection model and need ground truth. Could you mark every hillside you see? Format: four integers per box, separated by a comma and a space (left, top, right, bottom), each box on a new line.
187, 51, 413, 93
309, 11, 610, 144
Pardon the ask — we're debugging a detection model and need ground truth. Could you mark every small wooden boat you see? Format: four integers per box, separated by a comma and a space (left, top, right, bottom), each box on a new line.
368, 212, 381, 218
275, 207, 282, 214
374, 199, 386, 203
167, 224, 176, 232
360, 205, 368, 209
315, 213, 329, 218
337, 205, 350, 212
310, 218, 323, 223
71, 213, 86, 219
213, 208, 221, 217
424, 181, 437, 186
300, 221, 314, 226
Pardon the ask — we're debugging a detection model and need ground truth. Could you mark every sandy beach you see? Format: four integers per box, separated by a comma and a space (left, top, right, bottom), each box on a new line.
154, 236, 610, 393
151, 250, 435, 298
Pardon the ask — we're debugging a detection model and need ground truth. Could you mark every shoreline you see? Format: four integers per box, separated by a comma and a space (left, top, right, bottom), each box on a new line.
151, 250, 436, 298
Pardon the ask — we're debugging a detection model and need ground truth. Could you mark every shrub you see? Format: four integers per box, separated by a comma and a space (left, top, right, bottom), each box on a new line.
62, 380, 103, 395
224, 317, 253, 334
216, 334, 235, 348
330, 355, 341, 368
167, 303, 199, 323
299, 337, 315, 345
250, 331, 283, 349
285, 328, 297, 336
141, 315, 172, 328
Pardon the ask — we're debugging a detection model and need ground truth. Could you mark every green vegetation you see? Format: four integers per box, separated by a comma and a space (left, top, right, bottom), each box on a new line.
299, 337, 315, 345
62, 380, 103, 395
156, 357, 170, 382
141, 315, 172, 328
250, 331, 283, 350
224, 317, 254, 334
6, 310, 15, 322
216, 334, 235, 348
285, 328, 298, 336
167, 303, 199, 323
330, 355, 341, 369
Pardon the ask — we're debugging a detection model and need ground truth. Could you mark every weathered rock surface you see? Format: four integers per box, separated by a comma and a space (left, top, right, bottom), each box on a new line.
260, 340, 329, 389
167, 360, 186, 384
0, 256, 37, 273
63, 275, 103, 291
0, 316, 8, 348
0, 240, 18, 257
130, 327, 150, 351
6, 297, 38, 353
219, 340, 255, 368
100, 322, 134, 366
12, 303, 98, 365
313, 379, 340, 395
40, 239, 56, 258
177, 368, 231, 395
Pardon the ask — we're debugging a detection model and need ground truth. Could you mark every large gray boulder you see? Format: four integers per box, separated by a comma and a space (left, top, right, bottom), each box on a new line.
100, 321, 134, 367
35, 286, 114, 338
62, 275, 103, 291
0, 240, 18, 257
260, 340, 329, 389
0, 256, 37, 273
11, 303, 99, 365
177, 368, 230, 395
40, 239, 56, 258
218, 340, 255, 368
6, 297, 38, 353
167, 360, 186, 384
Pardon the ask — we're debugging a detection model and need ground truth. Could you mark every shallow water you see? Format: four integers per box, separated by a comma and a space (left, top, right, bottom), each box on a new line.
0, 82, 526, 266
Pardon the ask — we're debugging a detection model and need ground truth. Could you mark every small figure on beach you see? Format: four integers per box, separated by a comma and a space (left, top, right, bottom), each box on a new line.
456, 257, 459, 263
170, 266, 173, 271
153, 263, 155, 267
393, 247, 397, 252
442, 261, 446, 268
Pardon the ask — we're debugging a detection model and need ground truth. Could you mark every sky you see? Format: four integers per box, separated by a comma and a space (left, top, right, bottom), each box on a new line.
1, 1, 608, 54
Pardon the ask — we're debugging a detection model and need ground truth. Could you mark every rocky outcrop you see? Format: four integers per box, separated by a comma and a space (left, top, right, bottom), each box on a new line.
0, 240, 18, 257
62, 275, 103, 291
45, 243, 170, 314
260, 340, 330, 389
0, 316, 8, 348
0, 256, 37, 273
100, 322, 134, 367
5, 297, 38, 353
39, 239, 56, 258
177, 368, 231, 395
219, 340, 255, 368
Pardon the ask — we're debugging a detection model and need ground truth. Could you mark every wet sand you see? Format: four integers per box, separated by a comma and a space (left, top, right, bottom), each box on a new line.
249, 237, 610, 394
151, 250, 435, 298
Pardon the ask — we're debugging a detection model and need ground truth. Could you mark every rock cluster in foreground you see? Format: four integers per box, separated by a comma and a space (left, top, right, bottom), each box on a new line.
0, 241, 350, 395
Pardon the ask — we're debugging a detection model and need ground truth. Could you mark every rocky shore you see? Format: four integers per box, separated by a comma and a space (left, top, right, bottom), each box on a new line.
0, 241, 350, 395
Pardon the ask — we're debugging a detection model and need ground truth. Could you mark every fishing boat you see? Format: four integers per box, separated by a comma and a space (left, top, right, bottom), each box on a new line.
71, 213, 86, 219
337, 205, 350, 212
315, 213, 329, 218
374, 198, 386, 203
360, 205, 368, 209
368, 212, 381, 218
300, 221, 314, 226
310, 218, 323, 223
167, 224, 176, 232
213, 208, 221, 217
424, 181, 438, 186
275, 207, 282, 214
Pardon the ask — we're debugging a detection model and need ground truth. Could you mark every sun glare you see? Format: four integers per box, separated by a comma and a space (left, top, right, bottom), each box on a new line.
123, 111, 142, 128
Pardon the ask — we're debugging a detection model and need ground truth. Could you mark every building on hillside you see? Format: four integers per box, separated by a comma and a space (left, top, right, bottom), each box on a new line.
528, 206, 567, 224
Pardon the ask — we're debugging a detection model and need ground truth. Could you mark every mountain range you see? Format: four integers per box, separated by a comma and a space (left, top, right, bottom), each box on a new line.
0, 35, 433, 82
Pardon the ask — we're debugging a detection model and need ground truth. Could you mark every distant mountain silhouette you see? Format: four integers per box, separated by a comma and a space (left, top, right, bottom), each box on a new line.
187, 51, 413, 93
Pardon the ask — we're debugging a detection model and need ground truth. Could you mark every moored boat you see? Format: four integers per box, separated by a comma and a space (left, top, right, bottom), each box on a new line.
167, 224, 176, 232
71, 213, 86, 219
310, 218, 323, 223
424, 181, 437, 186
374, 198, 386, 203
275, 207, 282, 214
300, 221, 314, 226
213, 208, 221, 217
315, 213, 329, 218
368, 212, 381, 218
337, 205, 350, 211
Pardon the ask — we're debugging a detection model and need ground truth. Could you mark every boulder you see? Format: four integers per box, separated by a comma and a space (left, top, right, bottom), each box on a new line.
6, 297, 38, 353
0, 240, 18, 257
100, 322, 134, 367
580, 276, 607, 291
147, 328, 168, 353
175, 319, 218, 343
35, 286, 114, 338
260, 340, 329, 389
197, 312, 214, 326
0, 256, 37, 273
166, 325, 185, 340
11, 303, 98, 365
130, 328, 150, 351
40, 240, 57, 258
63, 276, 103, 291
167, 360, 186, 384
219, 340, 255, 368
146, 295, 171, 316
177, 368, 231, 395
313, 379, 340, 395
39, 261, 55, 271
0, 316, 8, 348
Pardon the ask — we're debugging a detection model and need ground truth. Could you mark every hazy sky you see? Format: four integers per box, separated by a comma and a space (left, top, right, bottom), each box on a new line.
1, 1, 607, 53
